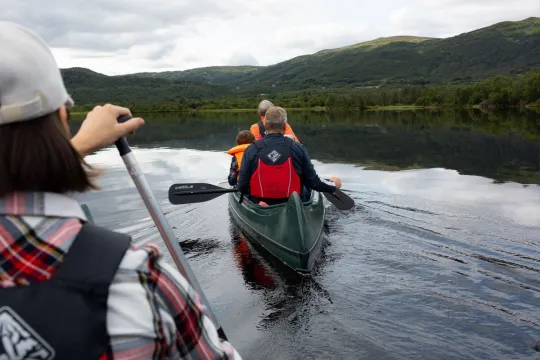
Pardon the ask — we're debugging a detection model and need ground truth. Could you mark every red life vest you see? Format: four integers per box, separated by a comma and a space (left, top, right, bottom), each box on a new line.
249, 137, 301, 199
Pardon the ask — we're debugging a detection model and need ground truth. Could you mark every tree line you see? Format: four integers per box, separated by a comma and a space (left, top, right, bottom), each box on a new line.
323, 69, 540, 109
72, 69, 540, 113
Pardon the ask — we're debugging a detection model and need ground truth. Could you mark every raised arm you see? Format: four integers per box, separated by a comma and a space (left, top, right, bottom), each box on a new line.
294, 144, 336, 193
70, 104, 145, 157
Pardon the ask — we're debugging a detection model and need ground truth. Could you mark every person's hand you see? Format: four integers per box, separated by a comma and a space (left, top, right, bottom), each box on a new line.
330, 176, 342, 189
71, 104, 145, 157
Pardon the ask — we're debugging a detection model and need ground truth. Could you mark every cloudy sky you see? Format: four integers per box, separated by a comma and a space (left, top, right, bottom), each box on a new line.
2, 0, 538, 75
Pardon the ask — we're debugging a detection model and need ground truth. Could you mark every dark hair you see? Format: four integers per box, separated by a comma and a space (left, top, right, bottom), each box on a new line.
236, 130, 255, 145
0, 110, 101, 197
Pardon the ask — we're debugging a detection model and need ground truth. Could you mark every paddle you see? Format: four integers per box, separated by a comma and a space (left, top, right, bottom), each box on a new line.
322, 189, 355, 210
115, 115, 228, 341
169, 183, 237, 204
323, 179, 356, 211
169, 182, 356, 210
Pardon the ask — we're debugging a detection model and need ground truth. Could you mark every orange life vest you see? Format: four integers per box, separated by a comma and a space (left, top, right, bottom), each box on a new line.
250, 119, 300, 142
226, 143, 251, 172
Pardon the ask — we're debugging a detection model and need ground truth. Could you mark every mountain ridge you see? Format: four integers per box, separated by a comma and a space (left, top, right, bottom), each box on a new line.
60, 16, 540, 103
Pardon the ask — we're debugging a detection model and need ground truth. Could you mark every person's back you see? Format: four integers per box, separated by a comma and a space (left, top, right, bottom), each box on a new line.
227, 130, 255, 186
0, 21, 241, 360
250, 100, 299, 142
238, 107, 341, 205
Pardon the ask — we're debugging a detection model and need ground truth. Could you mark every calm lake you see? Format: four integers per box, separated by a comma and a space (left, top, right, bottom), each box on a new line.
74, 109, 540, 360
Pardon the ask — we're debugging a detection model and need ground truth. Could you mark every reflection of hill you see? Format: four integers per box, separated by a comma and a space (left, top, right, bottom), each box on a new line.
71, 110, 540, 184
301, 123, 540, 184
71, 112, 247, 151
302, 110, 540, 184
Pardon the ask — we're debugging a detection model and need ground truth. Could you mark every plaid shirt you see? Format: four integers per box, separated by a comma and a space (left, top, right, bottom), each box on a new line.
0, 192, 242, 360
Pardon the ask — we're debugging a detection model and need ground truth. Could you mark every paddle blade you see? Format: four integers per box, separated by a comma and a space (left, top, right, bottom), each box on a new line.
168, 183, 235, 205
322, 189, 355, 210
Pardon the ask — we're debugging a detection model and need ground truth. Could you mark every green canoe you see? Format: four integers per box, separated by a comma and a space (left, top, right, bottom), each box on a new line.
228, 190, 326, 274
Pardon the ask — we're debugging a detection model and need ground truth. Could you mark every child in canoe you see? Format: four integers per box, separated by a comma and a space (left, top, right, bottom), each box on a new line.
227, 130, 269, 206
227, 130, 255, 187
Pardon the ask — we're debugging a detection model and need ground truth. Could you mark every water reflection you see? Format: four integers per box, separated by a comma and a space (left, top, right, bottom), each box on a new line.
74, 110, 540, 359
229, 227, 277, 291
71, 108, 540, 185
179, 238, 222, 260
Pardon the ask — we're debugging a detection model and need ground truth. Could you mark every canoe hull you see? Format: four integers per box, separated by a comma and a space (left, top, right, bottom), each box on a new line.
228, 191, 325, 274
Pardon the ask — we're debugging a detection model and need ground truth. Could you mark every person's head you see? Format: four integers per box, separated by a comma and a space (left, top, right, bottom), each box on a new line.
264, 106, 288, 134
257, 100, 273, 118
0, 21, 100, 198
236, 130, 255, 145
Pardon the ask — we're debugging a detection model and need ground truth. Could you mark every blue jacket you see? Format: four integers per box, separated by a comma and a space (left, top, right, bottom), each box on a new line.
237, 133, 337, 195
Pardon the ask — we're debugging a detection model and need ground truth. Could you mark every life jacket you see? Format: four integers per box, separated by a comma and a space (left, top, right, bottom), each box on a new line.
0, 223, 131, 360
249, 137, 301, 199
250, 120, 300, 142
226, 143, 251, 172
257, 121, 267, 139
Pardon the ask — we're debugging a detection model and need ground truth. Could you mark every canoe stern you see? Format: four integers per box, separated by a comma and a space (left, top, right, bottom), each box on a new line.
228, 191, 325, 274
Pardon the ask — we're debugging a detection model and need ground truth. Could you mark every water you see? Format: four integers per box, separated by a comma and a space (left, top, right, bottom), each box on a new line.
74, 109, 540, 359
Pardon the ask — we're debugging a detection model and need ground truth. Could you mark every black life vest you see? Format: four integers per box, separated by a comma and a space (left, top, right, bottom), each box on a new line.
0, 223, 131, 360
257, 121, 267, 139
249, 137, 301, 199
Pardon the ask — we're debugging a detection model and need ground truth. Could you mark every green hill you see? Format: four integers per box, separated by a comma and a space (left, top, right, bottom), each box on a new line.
317, 36, 436, 53
62, 17, 540, 105
135, 66, 260, 85
132, 36, 435, 85
228, 17, 539, 91
61, 67, 229, 105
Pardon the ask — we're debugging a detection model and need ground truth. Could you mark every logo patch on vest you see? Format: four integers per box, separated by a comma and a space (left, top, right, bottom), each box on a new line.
0, 306, 55, 360
267, 150, 282, 163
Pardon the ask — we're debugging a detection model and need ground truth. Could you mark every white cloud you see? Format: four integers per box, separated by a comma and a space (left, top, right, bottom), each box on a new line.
0, 0, 537, 75
228, 52, 260, 66
387, 0, 539, 38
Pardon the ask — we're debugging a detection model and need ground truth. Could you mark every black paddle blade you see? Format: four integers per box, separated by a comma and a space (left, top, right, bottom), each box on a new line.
322, 189, 355, 210
168, 183, 236, 205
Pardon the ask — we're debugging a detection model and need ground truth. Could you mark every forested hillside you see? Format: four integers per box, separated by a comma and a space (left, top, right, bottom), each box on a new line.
61, 17, 540, 109
132, 17, 539, 90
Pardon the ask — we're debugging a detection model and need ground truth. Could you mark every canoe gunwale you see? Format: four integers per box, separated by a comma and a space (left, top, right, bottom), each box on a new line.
303, 192, 325, 254
228, 202, 304, 256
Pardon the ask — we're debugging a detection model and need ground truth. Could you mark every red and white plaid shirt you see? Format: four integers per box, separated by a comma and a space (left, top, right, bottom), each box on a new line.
0, 192, 242, 360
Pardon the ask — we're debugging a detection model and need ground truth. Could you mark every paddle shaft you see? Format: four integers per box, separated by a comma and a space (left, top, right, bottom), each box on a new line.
169, 181, 355, 210
172, 188, 237, 196
114, 116, 227, 340
80, 203, 95, 224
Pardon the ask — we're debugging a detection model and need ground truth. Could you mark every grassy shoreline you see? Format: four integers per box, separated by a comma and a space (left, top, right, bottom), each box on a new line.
70, 103, 539, 116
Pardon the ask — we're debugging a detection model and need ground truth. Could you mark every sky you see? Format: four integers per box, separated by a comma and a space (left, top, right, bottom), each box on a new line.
1, 0, 538, 75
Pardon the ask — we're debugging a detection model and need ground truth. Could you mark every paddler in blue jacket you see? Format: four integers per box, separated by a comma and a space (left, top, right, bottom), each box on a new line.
237, 106, 342, 205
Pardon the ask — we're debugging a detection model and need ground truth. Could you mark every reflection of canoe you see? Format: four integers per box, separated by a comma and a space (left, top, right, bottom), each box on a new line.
232, 232, 276, 289
228, 191, 326, 274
